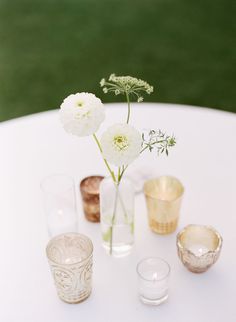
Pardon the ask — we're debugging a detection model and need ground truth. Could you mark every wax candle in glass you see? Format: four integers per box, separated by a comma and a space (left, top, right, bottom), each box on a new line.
80, 175, 104, 222
136, 257, 170, 305
144, 176, 184, 234
41, 174, 78, 237
177, 224, 223, 273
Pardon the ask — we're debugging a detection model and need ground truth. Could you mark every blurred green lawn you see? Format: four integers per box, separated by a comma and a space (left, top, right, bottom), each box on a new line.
0, 0, 235, 121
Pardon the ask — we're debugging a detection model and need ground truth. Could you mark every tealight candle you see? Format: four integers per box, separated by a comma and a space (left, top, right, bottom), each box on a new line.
188, 244, 209, 256
136, 257, 170, 305
177, 224, 223, 273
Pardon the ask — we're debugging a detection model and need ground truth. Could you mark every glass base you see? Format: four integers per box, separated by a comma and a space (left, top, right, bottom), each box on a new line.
139, 294, 168, 306
149, 218, 178, 234
59, 291, 91, 304
102, 243, 133, 257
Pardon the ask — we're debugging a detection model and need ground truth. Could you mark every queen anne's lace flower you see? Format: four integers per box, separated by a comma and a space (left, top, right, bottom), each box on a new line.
59, 92, 105, 137
100, 123, 142, 167
100, 74, 153, 102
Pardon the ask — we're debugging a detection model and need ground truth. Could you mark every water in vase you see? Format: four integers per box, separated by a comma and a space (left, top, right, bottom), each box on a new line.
101, 213, 134, 257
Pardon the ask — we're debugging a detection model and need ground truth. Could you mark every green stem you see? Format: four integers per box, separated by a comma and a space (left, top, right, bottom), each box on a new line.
118, 167, 121, 182
140, 140, 167, 154
140, 145, 148, 154
93, 133, 116, 183
117, 191, 128, 222
104, 81, 119, 87
126, 91, 131, 124
117, 166, 129, 222
119, 165, 128, 182
110, 183, 119, 255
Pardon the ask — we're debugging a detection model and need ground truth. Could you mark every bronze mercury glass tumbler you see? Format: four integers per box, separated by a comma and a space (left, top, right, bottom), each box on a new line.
143, 176, 184, 234
46, 232, 93, 303
80, 176, 104, 222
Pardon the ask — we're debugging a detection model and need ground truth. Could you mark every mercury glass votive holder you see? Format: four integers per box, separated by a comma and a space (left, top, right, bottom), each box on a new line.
143, 176, 184, 234
46, 232, 93, 303
80, 175, 104, 222
177, 224, 223, 273
136, 257, 171, 306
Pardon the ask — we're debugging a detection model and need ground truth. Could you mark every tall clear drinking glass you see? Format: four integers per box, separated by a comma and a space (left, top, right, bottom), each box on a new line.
41, 174, 78, 237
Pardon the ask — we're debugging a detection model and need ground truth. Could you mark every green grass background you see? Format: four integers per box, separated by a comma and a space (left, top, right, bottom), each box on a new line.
0, 0, 235, 121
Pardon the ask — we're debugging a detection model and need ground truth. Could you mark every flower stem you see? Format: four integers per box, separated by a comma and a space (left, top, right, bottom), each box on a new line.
126, 91, 131, 124
118, 167, 121, 182
117, 167, 129, 222
119, 165, 128, 182
93, 133, 116, 183
140, 139, 169, 154
117, 191, 128, 222
110, 183, 119, 255
140, 145, 148, 154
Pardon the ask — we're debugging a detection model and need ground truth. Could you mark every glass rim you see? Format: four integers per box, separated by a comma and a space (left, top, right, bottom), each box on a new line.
80, 175, 105, 194
177, 224, 223, 254
143, 175, 184, 201
101, 176, 132, 183
136, 257, 171, 282
46, 232, 93, 265
40, 173, 75, 194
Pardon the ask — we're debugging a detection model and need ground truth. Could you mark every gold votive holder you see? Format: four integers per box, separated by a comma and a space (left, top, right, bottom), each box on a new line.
46, 232, 93, 303
177, 224, 223, 273
143, 176, 184, 234
80, 175, 104, 222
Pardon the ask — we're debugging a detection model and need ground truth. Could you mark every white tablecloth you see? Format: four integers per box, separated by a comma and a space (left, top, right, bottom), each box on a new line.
0, 103, 235, 322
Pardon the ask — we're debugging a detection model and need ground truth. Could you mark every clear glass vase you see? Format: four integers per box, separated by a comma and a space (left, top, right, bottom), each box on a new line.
99, 177, 135, 257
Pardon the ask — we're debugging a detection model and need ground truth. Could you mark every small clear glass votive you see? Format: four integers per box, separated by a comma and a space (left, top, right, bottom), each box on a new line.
46, 232, 93, 303
41, 174, 78, 237
80, 176, 104, 222
143, 176, 184, 234
136, 257, 170, 306
177, 224, 223, 273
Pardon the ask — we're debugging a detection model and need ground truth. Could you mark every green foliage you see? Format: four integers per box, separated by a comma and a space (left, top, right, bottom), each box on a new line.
0, 0, 235, 121
141, 130, 176, 156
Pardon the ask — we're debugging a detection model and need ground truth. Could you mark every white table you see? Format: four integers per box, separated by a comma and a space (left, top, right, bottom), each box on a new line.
0, 103, 235, 322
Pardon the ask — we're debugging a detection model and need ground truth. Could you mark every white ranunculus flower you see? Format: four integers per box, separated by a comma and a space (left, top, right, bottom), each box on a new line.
59, 92, 105, 137
100, 123, 142, 167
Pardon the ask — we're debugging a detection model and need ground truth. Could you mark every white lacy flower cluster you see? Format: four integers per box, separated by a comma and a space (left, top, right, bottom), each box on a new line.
100, 74, 154, 102
101, 124, 142, 167
60, 92, 105, 137
60, 92, 142, 167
